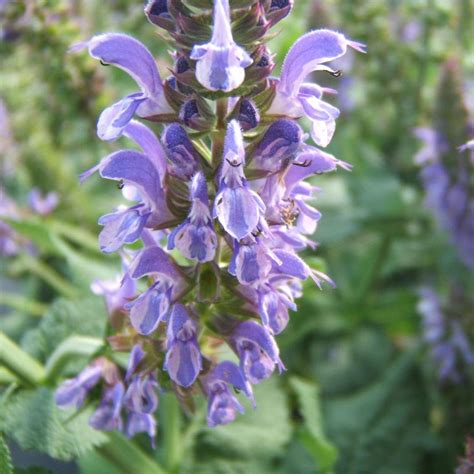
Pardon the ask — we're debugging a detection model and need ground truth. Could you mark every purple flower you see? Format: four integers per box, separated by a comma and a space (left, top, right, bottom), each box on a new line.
65, 0, 362, 434
168, 172, 218, 262
214, 120, 265, 240
251, 119, 303, 173
203, 361, 254, 427
72, 34, 173, 140
418, 288, 474, 383
91, 260, 136, 318
164, 304, 202, 387
28, 188, 59, 215
268, 30, 365, 146
128, 280, 172, 335
161, 124, 200, 180
55, 364, 103, 409
124, 374, 159, 414
237, 99, 260, 131
190, 0, 252, 92
229, 320, 285, 384
89, 382, 125, 431
125, 412, 157, 444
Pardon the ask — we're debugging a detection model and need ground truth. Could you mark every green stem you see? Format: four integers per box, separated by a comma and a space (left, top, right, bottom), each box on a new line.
160, 393, 182, 473
0, 332, 46, 386
0, 367, 18, 384
49, 220, 101, 254
211, 97, 228, 168
44, 336, 104, 381
0, 292, 48, 317
98, 432, 166, 474
12, 255, 77, 298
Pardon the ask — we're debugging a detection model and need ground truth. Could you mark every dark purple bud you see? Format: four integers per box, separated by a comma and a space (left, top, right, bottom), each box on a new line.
267, 0, 293, 26
252, 119, 303, 171
270, 0, 292, 9
89, 382, 124, 431
179, 99, 199, 127
55, 365, 103, 410
174, 56, 194, 95
238, 99, 260, 131
175, 56, 190, 74
161, 123, 200, 180
145, 0, 175, 32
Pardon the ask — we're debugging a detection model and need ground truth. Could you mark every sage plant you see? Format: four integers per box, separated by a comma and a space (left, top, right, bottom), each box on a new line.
56, 0, 364, 441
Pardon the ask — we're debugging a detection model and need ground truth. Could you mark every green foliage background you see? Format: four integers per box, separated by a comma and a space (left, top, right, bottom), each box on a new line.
0, 1, 473, 473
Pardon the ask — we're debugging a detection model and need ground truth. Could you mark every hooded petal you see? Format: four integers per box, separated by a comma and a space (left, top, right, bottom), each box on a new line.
129, 245, 182, 282
252, 119, 303, 172
124, 120, 167, 185
99, 150, 162, 207
161, 124, 200, 180
278, 29, 366, 96
86, 33, 162, 97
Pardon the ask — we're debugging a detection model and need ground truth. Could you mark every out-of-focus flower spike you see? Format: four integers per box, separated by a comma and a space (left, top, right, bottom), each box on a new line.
28, 189, 59, 216
190, 0, 252, 92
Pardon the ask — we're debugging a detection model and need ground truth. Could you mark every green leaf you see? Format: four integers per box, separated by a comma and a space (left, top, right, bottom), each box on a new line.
289, 378, 337, 473
181, 377, 292, 474
21, 297, 107, 373
0, 433, 13, 474
321, 343, 430, 474
0, 387, 107, 461
4, 217, 59, 254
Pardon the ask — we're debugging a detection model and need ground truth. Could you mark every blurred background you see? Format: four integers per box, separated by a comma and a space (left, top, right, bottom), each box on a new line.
0, 1, 473, 473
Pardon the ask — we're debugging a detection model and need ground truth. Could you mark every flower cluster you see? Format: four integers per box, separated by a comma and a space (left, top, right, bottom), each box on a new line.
415, 59, 474, 268
56, 0, 363, 442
